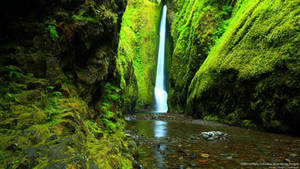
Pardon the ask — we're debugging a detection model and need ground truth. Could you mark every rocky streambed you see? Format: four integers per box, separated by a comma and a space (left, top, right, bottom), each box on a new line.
125, 113, 300, 169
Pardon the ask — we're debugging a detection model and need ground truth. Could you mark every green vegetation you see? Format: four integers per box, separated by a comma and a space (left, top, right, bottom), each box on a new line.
46, 25, 59, 41
203, 115, 219, 121
98, 82, 123, 133
117, 0, 162, 109
44, 89, 63, 121
0, 0, 136, 167
185, 0, 300, 133
168, 0, 232, 112
72, 9, 99, 23
5, 65, 24, 79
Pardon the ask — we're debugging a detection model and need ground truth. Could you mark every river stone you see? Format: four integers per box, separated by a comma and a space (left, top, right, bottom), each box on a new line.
200, 131, 228, 141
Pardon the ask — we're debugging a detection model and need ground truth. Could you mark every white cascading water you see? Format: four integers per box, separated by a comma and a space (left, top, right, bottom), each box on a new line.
154, 5, 168, 113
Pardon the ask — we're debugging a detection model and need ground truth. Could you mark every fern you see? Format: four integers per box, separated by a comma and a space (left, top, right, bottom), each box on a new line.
5, 65, 24, 79
7, 93, 19, 102
72, 10, 98, 23
46, 25, 59, 41
52, 91, 62, 97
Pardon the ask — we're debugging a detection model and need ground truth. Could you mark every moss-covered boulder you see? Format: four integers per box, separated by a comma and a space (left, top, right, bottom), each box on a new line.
186, 0, 300, 134
117, 0, 162, 111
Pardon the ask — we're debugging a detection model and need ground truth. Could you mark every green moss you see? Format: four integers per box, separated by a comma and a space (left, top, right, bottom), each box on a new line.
117, 0, 162, 109
0, 0, 136, 167
168, 0, 231, 112
97, 82, 122, 133
186, 0, 300, 133
203, 115, 219, 121
242, 120, 256, 128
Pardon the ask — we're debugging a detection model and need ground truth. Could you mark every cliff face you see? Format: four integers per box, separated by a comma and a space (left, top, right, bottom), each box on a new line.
168, 0, 233, 112
118, 0, 162, 110
0, 0, 137, 168
169, 0, 300, 134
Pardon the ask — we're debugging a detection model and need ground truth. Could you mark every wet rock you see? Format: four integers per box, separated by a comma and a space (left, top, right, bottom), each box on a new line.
26, 82, 42, 89
226, 156, 233, 159
200, 153, 210, 158
133, 160, 144, 169
200, 131, 228, 141
219, 153, 228, 157
190, 163, 196, 167
219, 153, 232, 159
157, 143, 160, 149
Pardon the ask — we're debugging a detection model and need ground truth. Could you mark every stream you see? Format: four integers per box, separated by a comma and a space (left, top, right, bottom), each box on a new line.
125, 113, 300, 169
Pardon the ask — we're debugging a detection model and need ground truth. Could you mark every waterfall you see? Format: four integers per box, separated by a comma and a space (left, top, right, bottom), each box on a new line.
154, 5, 168, 113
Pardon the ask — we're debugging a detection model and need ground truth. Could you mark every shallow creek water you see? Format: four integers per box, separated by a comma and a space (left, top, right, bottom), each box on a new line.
125, 113, 300, 169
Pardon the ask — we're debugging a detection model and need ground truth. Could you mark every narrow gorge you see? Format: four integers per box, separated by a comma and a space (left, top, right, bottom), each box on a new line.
0, 0, 299, 168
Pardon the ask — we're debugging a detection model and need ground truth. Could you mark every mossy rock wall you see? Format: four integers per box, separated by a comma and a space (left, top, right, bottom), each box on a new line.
186, 0, 300, 134
117, 0, 162, 111
168, 0, 233, 112
0, 0, 137, 168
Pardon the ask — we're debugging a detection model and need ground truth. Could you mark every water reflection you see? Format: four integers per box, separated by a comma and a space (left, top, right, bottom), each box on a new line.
154, 120, 167, 138
127, 118, 300, 168
154, 120, 167, 168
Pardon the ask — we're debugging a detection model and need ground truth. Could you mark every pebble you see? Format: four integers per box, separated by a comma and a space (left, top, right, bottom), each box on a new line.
200, 131, 228, 141
219, 153, 233, 159
201, 153, 210, 158
190, 163, 196, 167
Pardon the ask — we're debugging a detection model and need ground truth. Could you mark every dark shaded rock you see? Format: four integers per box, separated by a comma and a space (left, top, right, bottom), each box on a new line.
26, 82, 42, 89
60, 121, 76, 134
46, 57, 61, 84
